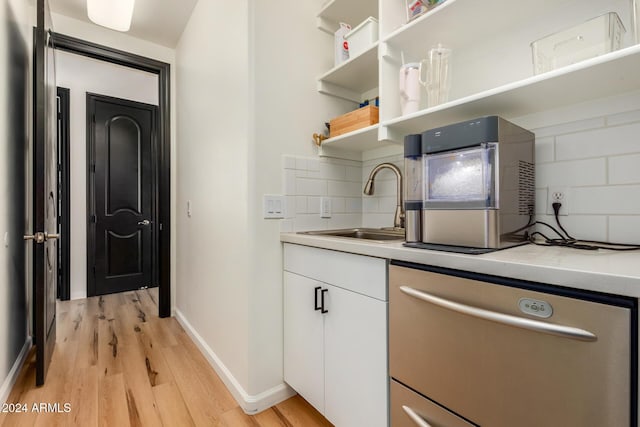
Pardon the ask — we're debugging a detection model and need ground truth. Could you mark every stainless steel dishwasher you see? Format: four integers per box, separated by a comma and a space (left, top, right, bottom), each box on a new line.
389, 261, 637, 427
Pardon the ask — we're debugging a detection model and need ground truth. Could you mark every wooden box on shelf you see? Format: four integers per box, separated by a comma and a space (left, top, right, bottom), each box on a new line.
329, 105, 379, 138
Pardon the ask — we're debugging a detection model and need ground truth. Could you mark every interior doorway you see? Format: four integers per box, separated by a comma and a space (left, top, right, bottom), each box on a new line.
56, 86, 70, 301
51, 32, 171, 317
87, 93, 158, 296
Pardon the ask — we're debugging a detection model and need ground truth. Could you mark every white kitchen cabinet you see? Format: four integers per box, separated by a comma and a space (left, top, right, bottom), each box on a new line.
283, 243, 388, 427
317, 0, 640, 155
283, 271, 325, 412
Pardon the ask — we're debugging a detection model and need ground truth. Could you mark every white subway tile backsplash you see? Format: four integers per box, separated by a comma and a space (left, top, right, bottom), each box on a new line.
378, 196, 398, 213
328, 214, 361, 229
307, 158, 320, 171
295, 196, 307, 214
286, 196, 295, 219
295, 157, 308, 171
535, 137, 554, 164
346, 166, 362, 182
609, 154, 640, 185
556, 122, 640, 160
363, 197, 378, 213
320, 163, 346, 180
535, 214, 607, 242
331, 197, 346, 214
535, 187, 548, 215
283, 169, 296, 195
282, 155, 296, 170
531, 117, 605, 139
535, 158, 606, 188
307, 196, 321, 214
609, 216, 640, 244
328, 180, 362, 197
607, 109, 640, 127
363, 213, 395, 229
374, 180, 399, 195
293, 215, 329, 232
346, 198, 363, 213
296, 178, 327, 196
572, 185, 640, 215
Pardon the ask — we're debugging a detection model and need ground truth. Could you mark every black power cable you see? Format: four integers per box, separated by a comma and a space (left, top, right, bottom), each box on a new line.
536, 202, 640, 251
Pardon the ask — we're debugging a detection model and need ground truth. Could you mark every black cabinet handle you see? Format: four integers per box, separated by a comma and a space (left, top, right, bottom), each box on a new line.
321, 288, 328, 314
314, 286, 322, 311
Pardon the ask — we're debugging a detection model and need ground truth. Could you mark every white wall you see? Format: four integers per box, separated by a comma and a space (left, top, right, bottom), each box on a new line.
0, 0, 32, 402
246, 0, 354, 399
51, 12, 179, 308
175, 0, 251, 402
174, 0, 355, 410
55, 51, 158, 300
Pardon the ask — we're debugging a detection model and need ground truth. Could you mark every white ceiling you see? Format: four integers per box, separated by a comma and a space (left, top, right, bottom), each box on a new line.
49, 0, 198, 48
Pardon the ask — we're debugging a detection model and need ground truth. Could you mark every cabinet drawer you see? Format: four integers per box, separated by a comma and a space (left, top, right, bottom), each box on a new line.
283, 243, 387, 301
391, 380, 473, 427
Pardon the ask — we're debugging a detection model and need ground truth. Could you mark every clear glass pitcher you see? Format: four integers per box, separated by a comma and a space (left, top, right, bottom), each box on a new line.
419, 44, 452, 108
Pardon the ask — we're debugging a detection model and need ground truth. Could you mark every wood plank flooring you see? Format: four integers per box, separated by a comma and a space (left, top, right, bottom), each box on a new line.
0, 289, 332, 427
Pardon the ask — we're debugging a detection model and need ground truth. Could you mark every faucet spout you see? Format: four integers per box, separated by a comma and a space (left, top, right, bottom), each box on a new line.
363, 163, 404, 229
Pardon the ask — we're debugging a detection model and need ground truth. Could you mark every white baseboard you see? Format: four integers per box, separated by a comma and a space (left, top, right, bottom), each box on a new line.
0, 337, 32, 404
174, 309, 296, 415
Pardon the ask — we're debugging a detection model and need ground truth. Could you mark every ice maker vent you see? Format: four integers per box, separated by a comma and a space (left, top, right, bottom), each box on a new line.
518, 160, 535, 215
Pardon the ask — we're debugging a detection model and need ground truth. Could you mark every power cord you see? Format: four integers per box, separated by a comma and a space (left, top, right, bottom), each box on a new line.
527, 202, 640, 251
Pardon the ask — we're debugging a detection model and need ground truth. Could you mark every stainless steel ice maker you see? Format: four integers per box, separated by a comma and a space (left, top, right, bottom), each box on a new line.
420, 116, 535, 249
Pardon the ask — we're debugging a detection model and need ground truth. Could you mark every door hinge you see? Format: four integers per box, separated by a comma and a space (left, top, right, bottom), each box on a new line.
159, 223, 163, 231
93, 266, 96, 277
91, 215, 97, 223
91, 164, 96, 173
92, 114, 96, 123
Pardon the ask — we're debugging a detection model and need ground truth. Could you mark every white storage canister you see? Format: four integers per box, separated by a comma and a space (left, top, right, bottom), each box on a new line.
345, 17, 379, 59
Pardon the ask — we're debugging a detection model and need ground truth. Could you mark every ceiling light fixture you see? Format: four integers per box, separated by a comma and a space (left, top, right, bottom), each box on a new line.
87, 0, 135, 32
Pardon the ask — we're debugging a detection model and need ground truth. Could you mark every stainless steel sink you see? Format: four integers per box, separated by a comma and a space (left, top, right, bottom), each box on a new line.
298, 228, 405, 242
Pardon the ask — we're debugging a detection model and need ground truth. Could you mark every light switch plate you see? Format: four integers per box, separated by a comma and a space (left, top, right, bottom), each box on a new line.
264, 195, 286, 219
320, 197, 331, 218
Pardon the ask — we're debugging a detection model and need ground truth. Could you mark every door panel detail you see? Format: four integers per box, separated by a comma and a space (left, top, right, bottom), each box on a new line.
107, 115, 142, 214
106, 230, 142, 277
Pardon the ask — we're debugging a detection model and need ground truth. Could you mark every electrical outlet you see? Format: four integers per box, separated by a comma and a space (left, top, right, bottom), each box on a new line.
263, 195, 286, 219
547, 186, 569, 216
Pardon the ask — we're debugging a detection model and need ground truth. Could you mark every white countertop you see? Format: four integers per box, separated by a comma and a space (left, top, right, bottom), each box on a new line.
281, 233, 640, 298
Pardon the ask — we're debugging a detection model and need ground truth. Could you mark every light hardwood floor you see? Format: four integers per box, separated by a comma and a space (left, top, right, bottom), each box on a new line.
0, 289, 332, 427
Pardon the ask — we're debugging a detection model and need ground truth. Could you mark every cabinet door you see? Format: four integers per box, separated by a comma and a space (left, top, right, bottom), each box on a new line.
283, 272, 325, 414
324, 284, 388, 427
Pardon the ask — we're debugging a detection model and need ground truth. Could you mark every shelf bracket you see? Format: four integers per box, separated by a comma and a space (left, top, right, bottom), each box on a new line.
317, 16, 337, 34
317, 80, 362, 103
318, 144, 362, 162
378, 125, 404, 145
379, 42, 400, 63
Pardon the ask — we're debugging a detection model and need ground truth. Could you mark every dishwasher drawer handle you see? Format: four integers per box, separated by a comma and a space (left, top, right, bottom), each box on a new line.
399, 286, 597, 342
402, 405, 432, 427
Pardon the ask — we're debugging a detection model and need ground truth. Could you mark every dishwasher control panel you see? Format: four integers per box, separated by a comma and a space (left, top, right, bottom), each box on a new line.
518, 298, 553, 318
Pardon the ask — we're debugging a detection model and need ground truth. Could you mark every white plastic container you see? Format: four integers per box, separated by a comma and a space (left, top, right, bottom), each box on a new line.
345, 17, 379, 59
531, 12, 625, 75
334, 22, 351, 67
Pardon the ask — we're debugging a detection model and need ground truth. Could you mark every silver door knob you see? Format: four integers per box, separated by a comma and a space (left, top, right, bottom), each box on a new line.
137, 219, 151, 226
24, 232, 59, 243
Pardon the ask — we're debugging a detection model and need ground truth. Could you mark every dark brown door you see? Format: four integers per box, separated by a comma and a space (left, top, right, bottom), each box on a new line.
87, 94, 157, 296
31, 0, 58, 386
